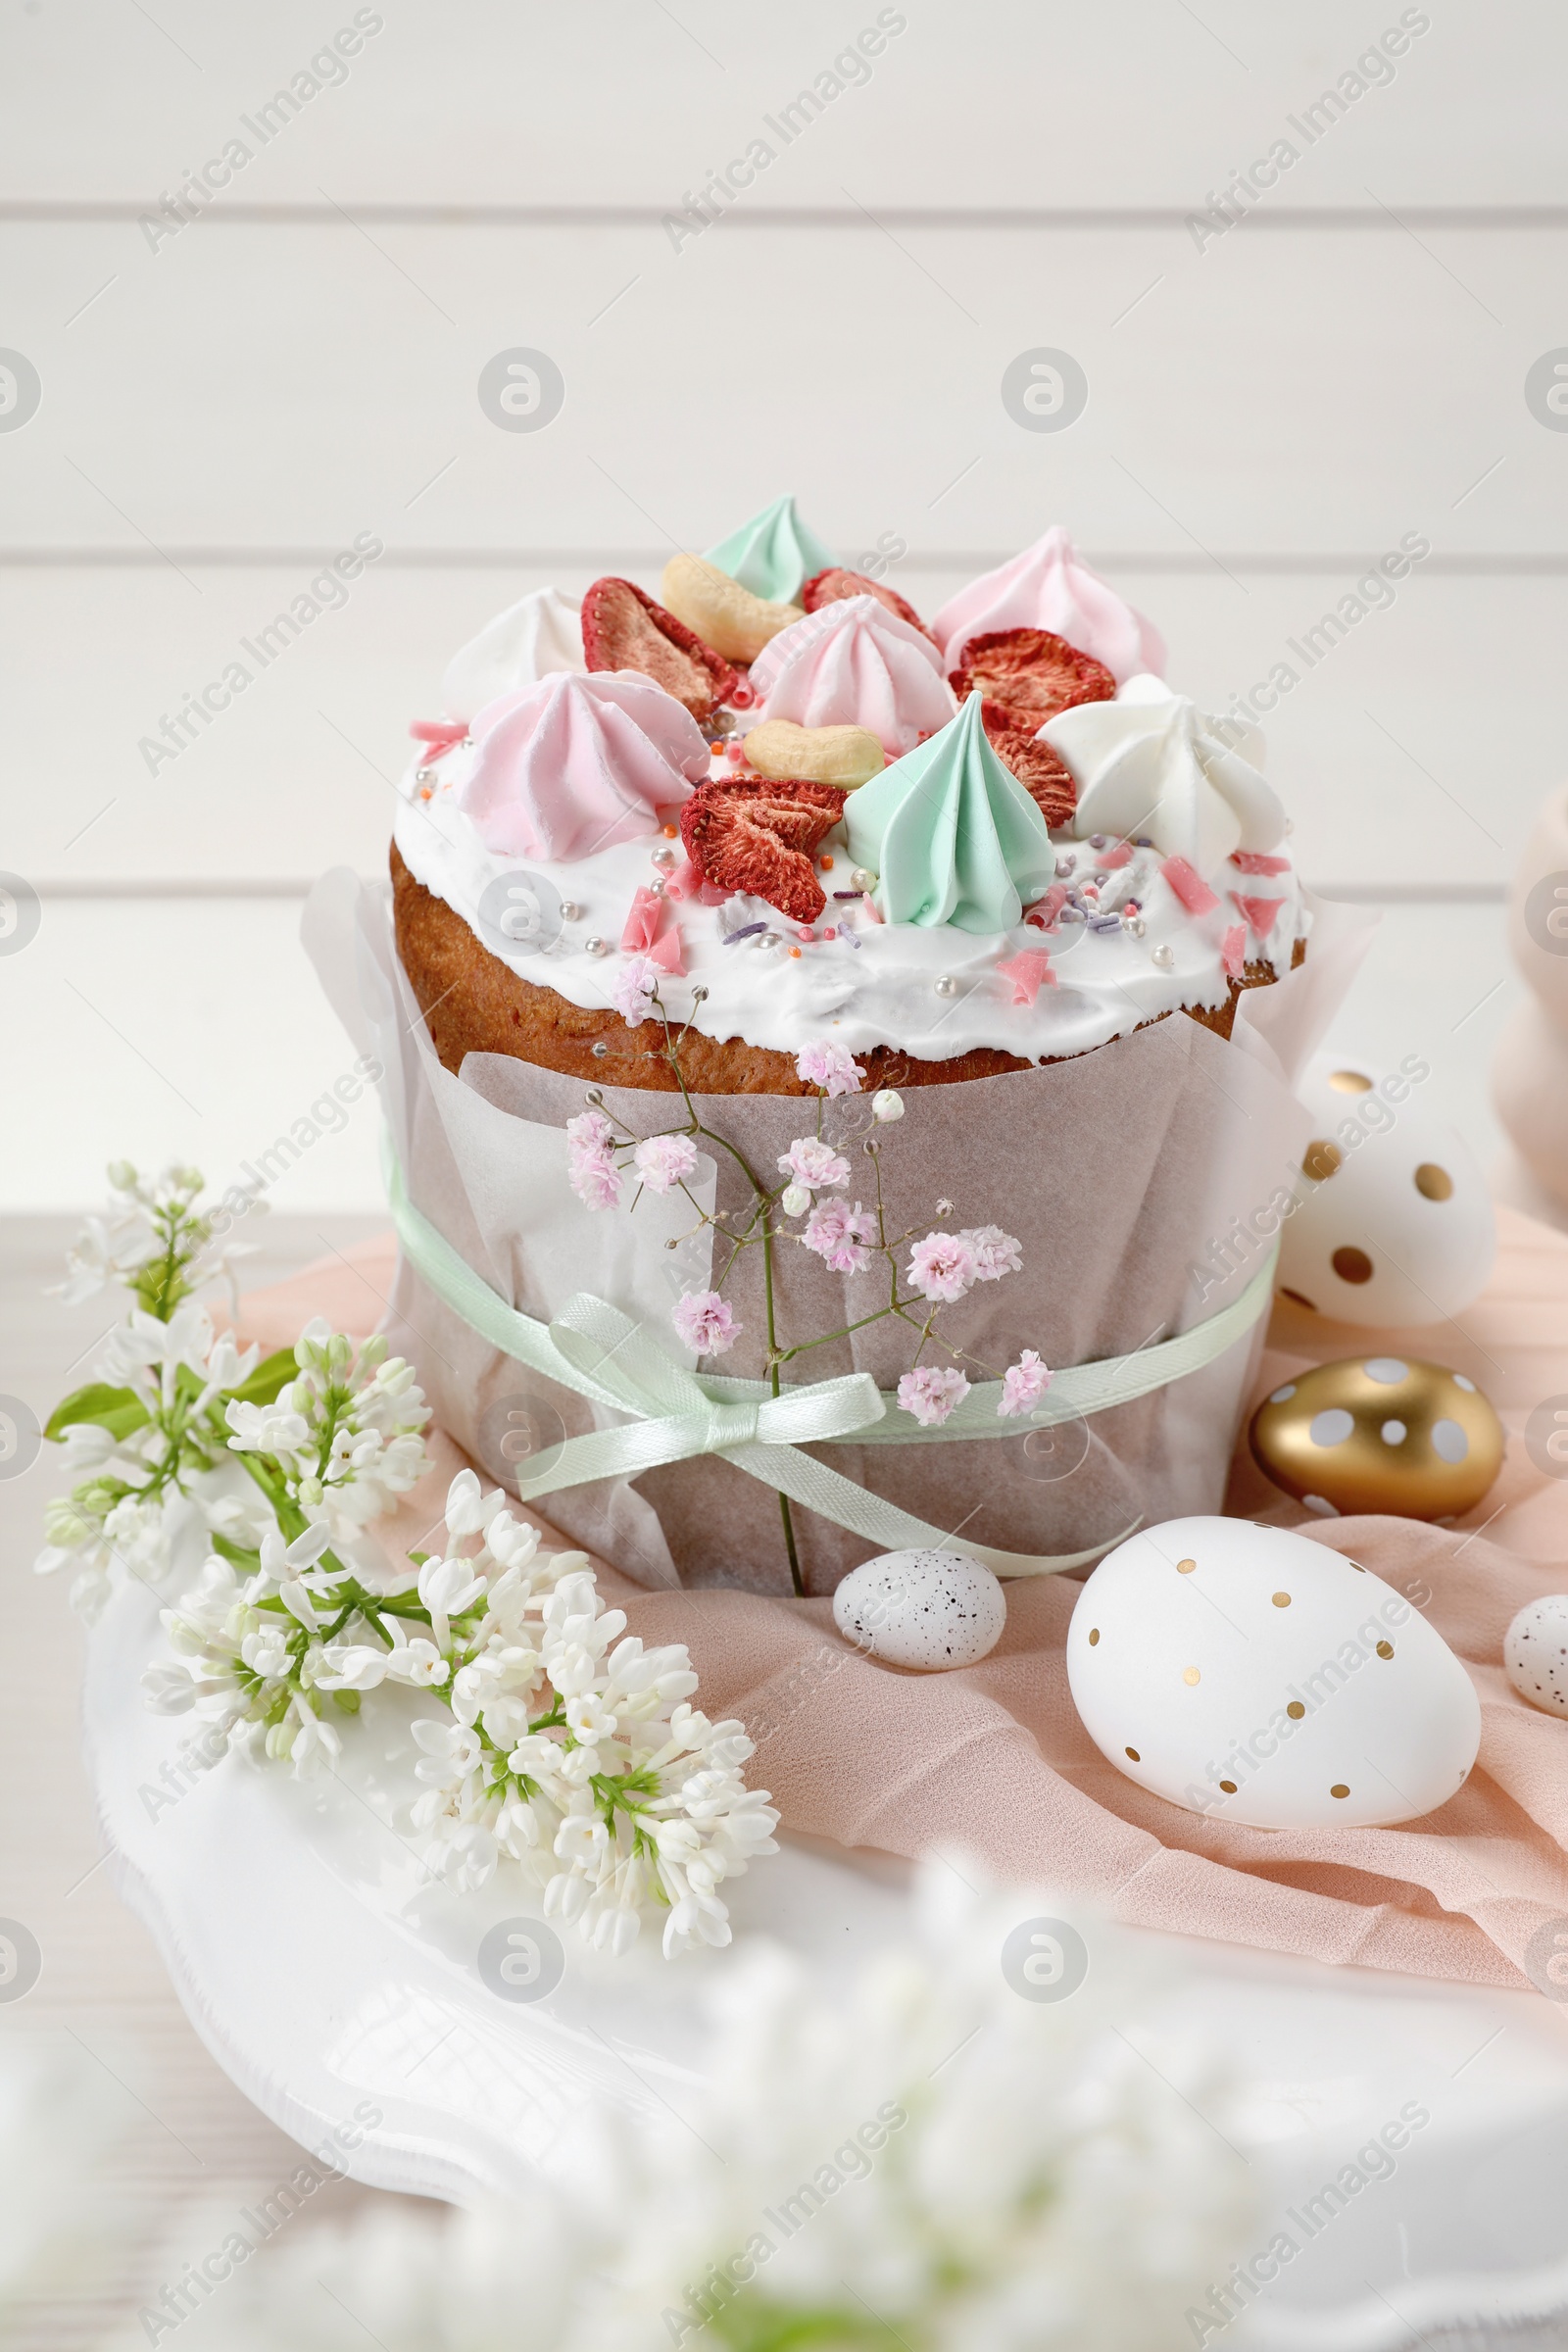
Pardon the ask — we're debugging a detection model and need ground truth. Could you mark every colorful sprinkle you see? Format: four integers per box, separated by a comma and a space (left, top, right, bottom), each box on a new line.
723, 921, 767, 945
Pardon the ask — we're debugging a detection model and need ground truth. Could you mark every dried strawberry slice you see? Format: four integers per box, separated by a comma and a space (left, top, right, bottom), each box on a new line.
580, 577, 738, 722
679, 778, 846, 923
950, 626, 1114, 731
801, 566, 936, 642
976, 700, 1078, 829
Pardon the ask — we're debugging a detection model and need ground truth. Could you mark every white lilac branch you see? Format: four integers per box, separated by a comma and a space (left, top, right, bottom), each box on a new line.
36, 1164, 778, 1959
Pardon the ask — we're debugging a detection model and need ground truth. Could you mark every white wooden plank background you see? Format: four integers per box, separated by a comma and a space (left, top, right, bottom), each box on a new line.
5, 0, 1568, 210
0, 0, 1557, 1195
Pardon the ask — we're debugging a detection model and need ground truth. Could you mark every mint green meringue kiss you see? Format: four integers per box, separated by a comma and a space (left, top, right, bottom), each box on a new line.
845, 694, 1057, 934
704, 494, 837, 604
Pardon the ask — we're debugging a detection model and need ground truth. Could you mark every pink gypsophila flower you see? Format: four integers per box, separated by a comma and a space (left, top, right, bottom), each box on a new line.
906, 1230, 979, 1303
802, 1197, 877, 1275
672, 1290, 740, 1356
633, 1133, 699, 1195
565, 1108, 613, 1154
568, 1151, 621, 1211
897, 1365, 970, 1427
612, 954, 661, 1026
962, 1224, 1023, 1282
564, 1109, 621, 1210
998, 1350, 1053, 1418
777, 1137, 851, 1194
795, 1040, 866, 1099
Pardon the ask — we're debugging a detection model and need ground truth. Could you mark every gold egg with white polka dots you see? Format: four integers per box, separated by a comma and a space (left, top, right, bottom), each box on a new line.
1249, 1356, 1503, 1521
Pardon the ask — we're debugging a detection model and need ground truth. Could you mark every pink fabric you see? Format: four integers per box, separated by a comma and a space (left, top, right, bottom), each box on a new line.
235, 1207, 1568, 1990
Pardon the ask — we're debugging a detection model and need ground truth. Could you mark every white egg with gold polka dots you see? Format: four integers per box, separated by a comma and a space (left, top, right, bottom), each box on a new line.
1066, 1515, 1481, 1829
1275, 1053, 1494, 1326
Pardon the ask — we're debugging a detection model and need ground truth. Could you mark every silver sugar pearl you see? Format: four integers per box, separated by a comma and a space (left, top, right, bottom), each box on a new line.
652, 845, 678, 870
1151, 942, 1175, 969
415, 765, 436, 785
648, 878, 667, 900
757, 930, 781, 951
584, 935, 609, 957
850, 868, 876, 892
590, 1041, 609, 1057
560, 900, 583, 922
1124, 913, 1147, 938
935, 974, 959, 998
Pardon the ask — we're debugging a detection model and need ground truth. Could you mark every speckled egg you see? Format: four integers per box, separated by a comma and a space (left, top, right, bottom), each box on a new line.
1250, 1356, 1504, 1521
1503, 1593, 1568, 1716
1276, 1053, 1494, 1326
1066, 1515, 1481, 1828
832, 1549, 1006, 1670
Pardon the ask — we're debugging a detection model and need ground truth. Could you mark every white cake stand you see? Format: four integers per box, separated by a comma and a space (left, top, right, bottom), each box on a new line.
85, 1570, 1568, 2351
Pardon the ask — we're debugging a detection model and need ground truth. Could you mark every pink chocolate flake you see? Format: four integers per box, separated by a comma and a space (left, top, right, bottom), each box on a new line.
1159, 856, 1220, 916
1232, 891, 1284, 938
1229, 851, 1291, 876
997, 948, 1055, 1005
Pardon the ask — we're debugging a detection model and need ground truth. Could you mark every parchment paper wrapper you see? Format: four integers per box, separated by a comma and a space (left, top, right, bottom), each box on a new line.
305, 871, 1373, 1597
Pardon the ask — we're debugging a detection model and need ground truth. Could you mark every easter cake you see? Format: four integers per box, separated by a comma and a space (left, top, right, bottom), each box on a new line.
390, 502, 1308, 1095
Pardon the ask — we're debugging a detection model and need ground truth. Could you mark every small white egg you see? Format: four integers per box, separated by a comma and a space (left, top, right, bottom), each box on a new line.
832, 1549, 1005, 1671
1066, 1515, 1480, 1828
1277, 1052, 1494, 1326
1503, 1593, 1568, 1716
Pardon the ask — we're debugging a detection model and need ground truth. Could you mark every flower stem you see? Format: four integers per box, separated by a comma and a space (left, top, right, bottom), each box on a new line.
760, 1204, 805, 1598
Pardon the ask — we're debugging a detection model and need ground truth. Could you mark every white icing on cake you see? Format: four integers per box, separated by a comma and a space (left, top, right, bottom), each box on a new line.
395, 744, 1307, 1067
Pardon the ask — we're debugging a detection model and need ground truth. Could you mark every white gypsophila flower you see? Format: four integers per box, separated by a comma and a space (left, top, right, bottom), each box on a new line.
174, 1864, 1253, 2352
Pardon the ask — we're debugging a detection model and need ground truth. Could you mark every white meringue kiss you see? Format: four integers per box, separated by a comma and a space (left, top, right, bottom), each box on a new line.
442, 587, 585, 722
454, 671, 710, 862
750, 594, 956, 756
1044, 674, 1287, 872
933, 526, 1165, 683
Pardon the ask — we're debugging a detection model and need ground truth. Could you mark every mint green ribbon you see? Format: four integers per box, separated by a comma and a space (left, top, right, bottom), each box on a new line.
385, 1149, 1276, 1579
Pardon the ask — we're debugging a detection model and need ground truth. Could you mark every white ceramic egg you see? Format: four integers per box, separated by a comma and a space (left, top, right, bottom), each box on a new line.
1276, 1051, 1494, 1326
832, 1549, 1006, 1670
1503, 1593, 1568, 1716
1066, 1515, 1480, 1828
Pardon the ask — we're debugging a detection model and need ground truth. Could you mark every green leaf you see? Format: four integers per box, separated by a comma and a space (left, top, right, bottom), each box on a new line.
227, 1348, 300, 1406
209, 1533, 264, 1573
45, 1383, 150, 1444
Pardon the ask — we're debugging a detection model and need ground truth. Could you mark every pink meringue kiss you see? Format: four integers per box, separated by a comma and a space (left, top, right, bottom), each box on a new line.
749, 594, 956, 756
933, 526, 1165, 684
455, 671, 710, 862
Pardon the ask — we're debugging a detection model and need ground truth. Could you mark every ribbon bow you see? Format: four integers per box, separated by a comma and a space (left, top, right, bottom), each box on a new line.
385, 1147, 1275, 1578
515, 1291, 886, 1500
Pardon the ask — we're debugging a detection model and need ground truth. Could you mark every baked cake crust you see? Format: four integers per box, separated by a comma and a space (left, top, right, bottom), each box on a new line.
392, 841, 1302, 1096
